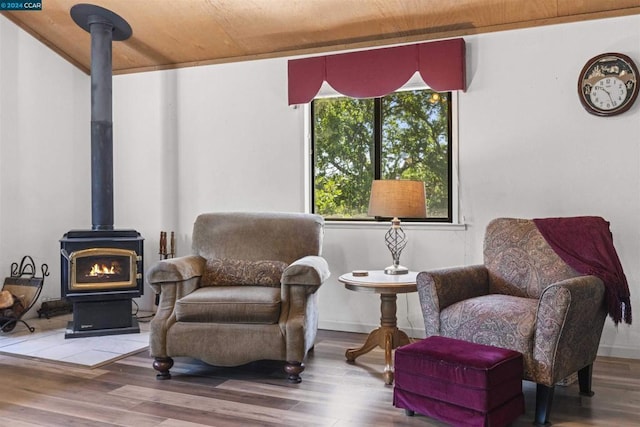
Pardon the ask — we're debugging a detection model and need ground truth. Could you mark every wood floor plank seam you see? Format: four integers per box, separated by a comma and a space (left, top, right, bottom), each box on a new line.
109, 384, 339, 426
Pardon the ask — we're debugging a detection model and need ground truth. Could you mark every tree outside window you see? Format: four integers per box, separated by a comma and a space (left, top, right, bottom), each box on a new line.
312, 89, 452, 221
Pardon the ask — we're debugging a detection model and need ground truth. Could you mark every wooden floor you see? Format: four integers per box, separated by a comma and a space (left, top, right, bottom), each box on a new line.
0, 329, 638, 426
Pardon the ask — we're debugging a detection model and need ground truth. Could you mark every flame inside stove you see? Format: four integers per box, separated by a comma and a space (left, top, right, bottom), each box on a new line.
88, 263, 116, 277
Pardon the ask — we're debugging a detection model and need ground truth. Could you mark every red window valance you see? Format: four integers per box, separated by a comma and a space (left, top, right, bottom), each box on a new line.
288, 38, 466, 105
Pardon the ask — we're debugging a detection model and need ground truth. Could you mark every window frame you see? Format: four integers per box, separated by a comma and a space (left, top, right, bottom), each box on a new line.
307, 88, 459, 224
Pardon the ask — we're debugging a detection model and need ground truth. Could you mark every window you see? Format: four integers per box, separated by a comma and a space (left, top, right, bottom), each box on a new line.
311, 89, 453, 222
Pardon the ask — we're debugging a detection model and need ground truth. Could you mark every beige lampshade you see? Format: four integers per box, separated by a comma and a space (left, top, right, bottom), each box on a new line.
368, 180, 427, 218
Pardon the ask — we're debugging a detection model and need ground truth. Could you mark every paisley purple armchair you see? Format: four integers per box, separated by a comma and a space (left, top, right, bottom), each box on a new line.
417, 218, 608, 426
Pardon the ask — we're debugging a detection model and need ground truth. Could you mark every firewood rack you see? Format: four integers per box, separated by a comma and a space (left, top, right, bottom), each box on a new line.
1, 256, 48, 333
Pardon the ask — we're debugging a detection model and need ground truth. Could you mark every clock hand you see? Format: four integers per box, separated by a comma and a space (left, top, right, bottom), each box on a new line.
600, 86, 614, 103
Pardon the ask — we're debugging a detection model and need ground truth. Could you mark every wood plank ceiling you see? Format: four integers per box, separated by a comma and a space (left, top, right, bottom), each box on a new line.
2, 0, 640, 75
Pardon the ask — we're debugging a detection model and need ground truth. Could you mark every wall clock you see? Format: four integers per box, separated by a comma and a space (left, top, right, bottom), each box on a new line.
578, 52, 639, 116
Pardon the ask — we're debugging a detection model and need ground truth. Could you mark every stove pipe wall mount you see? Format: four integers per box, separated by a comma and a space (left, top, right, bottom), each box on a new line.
60, 4, 144, 339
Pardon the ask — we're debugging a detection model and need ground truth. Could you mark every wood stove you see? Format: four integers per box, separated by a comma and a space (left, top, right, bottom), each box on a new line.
61, 230, 143, 338
60, 4, 144, 338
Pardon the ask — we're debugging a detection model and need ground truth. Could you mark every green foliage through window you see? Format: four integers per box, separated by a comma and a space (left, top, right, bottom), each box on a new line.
312, 90, 452, 221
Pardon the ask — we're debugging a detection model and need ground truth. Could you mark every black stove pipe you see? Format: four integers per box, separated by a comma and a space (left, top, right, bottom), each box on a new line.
71, 4, 132, 231
89, 15, 114, 231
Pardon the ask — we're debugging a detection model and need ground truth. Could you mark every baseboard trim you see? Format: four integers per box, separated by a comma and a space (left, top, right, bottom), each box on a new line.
319, 321, 639, 360
597, 344, 640, 360
318, 320, 426, 340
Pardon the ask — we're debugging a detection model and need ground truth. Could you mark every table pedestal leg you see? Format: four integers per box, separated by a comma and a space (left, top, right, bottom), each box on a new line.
345, 293, 411, 384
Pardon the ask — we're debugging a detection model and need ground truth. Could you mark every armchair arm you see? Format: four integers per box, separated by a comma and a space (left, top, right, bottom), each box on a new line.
280, 256, 330, 363
281, 255, 330, 291
533, 275, 606, 386
416, 265, 489, 336
147, 255, 206, 291
147, 255, 206, 358
284, 284, 320, 363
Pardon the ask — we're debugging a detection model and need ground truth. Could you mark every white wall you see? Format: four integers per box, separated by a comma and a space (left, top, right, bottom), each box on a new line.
0, 16, 90, 304
112, 62, 307, 308
1, 14, 639, 358
306, 16, 640, 359
458, 18, 640, 358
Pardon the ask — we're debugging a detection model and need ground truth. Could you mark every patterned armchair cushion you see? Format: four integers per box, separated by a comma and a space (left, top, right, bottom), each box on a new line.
202, 258, 288, 287
484, 218, 580, 298
440, 294, 538, 380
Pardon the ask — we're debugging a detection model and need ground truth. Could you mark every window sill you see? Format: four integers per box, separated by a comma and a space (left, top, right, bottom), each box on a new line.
324, 221, 467, 231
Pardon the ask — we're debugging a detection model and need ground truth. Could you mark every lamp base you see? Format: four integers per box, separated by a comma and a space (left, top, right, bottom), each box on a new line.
384, 264, 409, 275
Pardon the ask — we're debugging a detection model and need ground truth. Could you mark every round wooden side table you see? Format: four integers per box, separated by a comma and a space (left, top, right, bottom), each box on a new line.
338, 270, 418, 385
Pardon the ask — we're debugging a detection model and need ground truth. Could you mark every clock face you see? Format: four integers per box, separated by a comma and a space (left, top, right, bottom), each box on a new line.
578, 53, 639, 116
589, 77, 627, 111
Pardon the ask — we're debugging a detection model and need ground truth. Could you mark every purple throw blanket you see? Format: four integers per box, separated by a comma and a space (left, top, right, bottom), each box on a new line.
534, 216, 632, 325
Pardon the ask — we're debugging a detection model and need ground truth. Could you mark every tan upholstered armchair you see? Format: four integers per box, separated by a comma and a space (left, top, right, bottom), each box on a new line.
417, 218, 610, 426
147, 212, 330, 383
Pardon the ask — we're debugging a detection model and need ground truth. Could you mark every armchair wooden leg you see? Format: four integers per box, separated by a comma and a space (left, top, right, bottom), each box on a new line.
578, 364, 595, 397
284, 361, 304, 383
153, 357, 174, 380
534, 383, 555, 426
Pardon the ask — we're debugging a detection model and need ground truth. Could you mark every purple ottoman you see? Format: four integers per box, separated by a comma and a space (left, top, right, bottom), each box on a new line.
393, 336, 524, 427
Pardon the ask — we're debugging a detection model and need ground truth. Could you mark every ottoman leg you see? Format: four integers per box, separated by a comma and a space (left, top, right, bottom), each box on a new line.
534, 383, 555, 426
404, 409, 415, 416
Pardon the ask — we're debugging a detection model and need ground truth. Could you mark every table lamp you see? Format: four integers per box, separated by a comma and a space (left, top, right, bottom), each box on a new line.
368, 180, 427, 274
